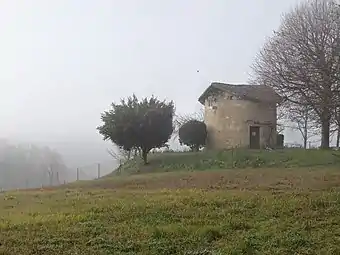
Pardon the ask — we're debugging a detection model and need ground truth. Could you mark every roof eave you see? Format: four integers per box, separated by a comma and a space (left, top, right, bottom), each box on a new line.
198, 84, 217, 105
198, 82, 282, 105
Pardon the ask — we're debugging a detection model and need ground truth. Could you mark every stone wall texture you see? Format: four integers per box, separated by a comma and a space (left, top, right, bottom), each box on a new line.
204, 92, 277, 149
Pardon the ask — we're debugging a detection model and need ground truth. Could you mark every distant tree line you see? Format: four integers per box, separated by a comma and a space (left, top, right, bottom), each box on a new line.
0, 139, 69, 189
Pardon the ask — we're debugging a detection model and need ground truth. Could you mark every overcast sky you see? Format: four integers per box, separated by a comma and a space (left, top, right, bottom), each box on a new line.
0, 0, 307, 167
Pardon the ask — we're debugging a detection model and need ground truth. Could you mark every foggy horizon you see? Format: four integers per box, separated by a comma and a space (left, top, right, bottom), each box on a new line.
1, 0, 315, 169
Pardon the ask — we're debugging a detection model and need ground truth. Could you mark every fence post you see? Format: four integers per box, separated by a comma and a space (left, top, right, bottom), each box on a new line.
47, 170, 51, 186
77, 168, 79, 181
51, 171, 54, 186
231, 148, 234, 168
48, 165, 53, 186
97, 163, 101, 179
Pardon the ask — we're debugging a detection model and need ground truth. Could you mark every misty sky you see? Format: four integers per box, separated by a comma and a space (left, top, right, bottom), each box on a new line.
0, 0, 308, 167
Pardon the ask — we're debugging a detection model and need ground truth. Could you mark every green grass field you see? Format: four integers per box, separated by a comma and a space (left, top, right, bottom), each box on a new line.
115, 148, 340, 175
1, 149, 340, 254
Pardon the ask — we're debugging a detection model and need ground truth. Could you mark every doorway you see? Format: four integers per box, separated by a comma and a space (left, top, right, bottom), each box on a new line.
249, 126, 260, 149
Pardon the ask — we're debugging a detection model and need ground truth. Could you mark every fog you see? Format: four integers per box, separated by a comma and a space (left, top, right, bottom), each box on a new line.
0, 0, 305, 189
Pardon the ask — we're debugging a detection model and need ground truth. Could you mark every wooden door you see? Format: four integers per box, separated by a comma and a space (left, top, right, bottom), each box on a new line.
249, 126, 260, 149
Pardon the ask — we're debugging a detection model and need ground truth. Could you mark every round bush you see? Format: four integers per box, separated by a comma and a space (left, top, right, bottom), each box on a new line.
179, 120, 207, 152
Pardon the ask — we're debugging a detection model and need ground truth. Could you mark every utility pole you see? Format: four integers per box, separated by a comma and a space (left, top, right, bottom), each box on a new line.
76, 168, 79, 181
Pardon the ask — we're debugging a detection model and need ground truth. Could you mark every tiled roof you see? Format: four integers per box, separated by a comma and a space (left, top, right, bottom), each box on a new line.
198, 82, 281, 104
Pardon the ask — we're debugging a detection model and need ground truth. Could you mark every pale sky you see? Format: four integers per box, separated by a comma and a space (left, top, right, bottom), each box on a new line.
0, 0, 306, 167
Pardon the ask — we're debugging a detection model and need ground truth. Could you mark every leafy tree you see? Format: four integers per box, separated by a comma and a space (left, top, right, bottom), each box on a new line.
98, 94, 174, 164
179, 120, 207, 152
251, 0, 340, 148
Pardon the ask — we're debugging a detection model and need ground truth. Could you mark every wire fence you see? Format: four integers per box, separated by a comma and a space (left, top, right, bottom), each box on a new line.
0, 160, 118, 192
72, 160, 118, 181
0, 137, 337, 192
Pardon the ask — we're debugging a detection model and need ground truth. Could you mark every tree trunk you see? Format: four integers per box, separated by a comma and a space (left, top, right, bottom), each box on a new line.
303, 117, 308, 149
191, 145, 199, 152
142, 149, 149, 165
303, 135, 307, 149
337, 127, 340, 148
320, 117, 330, 149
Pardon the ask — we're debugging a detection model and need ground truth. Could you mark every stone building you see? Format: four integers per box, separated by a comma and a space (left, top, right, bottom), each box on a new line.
198, 82, 281, 149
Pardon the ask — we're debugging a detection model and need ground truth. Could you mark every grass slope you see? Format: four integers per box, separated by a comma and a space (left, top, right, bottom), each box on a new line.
115, 148, 340, 175
1, 149, 340, 254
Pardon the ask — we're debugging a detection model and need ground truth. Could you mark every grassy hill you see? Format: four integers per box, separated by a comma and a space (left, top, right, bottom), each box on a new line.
114, 148, 340, 175
1, 149, 340, 254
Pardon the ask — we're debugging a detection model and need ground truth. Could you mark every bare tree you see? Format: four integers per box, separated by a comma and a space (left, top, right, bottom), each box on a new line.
107, 146, 131, 167
173, 108, 204, 141
175, 109, 204, 126
251, 0, 340, 148
333, 105, 340, 147
287, 102, 319, 149
276, 102, 288, 134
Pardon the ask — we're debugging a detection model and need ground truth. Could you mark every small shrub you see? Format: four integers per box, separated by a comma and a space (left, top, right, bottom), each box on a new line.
179, 120, 207, 152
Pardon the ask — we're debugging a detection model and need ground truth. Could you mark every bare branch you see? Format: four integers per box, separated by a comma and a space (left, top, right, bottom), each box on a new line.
250, 0, 340, 148
107, 146, 131, 166
173, 109, 204, 141
288, 100, 319, 148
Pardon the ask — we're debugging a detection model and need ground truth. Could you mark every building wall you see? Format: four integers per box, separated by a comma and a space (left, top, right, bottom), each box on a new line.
204, 92, 277, 149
